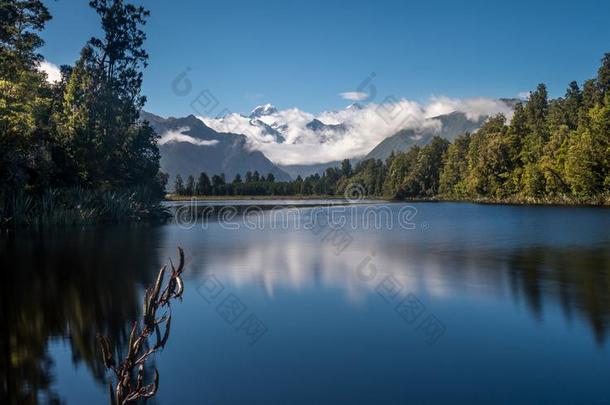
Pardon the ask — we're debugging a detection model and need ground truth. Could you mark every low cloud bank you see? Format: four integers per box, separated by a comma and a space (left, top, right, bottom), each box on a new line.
158, 127, 219, 146
201, 96, 513, 166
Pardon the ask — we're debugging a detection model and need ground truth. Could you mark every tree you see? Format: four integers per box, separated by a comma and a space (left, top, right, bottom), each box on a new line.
598, 52, 610, 98
174, 174, 184, 195
0, 0, 51, 78
341, 159, 352, 177
565, 98, 610, 198
55, 0, 159, 188
196, 172, 211, 195
266, 173, 275, 183
185, 175, 194, 195
233, 173, 242, 183
0, 0, 52, 189
211, 174, 225, 195
439, 134, 471, 197
383, 146, 420, 198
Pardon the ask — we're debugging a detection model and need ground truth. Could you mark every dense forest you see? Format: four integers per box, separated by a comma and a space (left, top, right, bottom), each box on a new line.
0, 0, 165, 226
174, 54, 610, 204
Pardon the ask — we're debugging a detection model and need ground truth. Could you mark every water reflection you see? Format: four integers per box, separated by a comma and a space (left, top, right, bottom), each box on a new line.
2, 203, 610, 403
177, 204, 610, 345
1, 226, 165, 404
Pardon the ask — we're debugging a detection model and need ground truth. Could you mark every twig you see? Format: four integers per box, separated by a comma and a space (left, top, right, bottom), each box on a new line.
97, 247, 185, 405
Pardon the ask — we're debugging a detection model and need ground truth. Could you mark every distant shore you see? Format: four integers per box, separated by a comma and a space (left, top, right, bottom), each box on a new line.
164, 194, 384, 201
165, 193, 610, 207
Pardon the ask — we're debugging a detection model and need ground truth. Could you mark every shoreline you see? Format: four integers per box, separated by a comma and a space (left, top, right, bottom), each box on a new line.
165, 194, 610, 207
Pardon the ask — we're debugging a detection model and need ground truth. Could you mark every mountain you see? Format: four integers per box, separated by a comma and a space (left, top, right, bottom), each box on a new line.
306, 119, 347, 134
249, 103, 278, 118
249, 118, 286, 143
364, 111, 487, 161
279, 161, 344, 179
141, 111, 291, 184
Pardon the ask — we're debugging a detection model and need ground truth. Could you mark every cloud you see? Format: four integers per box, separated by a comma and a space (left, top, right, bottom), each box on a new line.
425, 96, 513, 120
158, 127, 219, 146
37, 60, 61, 83
339, 91, 369, 101
518, 91, 531, 100
201, 96, 514, 166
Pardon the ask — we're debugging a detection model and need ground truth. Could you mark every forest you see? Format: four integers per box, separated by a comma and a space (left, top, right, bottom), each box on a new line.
0, 0, 166, 226
173, 55, 610, 204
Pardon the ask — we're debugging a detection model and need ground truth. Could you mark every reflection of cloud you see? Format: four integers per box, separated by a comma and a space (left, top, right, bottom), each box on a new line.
158, 127, 219, 146
181, 207, 462, 302
171, 203, 610, 345
201, 97, 513, 165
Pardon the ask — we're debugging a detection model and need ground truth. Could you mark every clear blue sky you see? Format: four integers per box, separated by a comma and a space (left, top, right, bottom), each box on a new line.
40, 0, 610, 117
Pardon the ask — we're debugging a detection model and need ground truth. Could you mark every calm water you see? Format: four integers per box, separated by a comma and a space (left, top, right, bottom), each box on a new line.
3, 202, 610, 404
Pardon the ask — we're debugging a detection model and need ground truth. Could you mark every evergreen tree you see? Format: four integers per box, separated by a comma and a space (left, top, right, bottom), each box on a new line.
185, 174, 194, 195
341, 158, 352, 177
174, 174, 184, 195
196, 172, 211, 195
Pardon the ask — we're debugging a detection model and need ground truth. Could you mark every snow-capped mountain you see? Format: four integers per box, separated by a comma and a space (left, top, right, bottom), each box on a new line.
249, 103, 278, 118
202, 97, 513, 167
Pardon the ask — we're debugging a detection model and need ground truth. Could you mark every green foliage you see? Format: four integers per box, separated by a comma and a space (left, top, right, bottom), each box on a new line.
0, 187, 169, 227
439, 134, 470, 197
0, 0, 164, 227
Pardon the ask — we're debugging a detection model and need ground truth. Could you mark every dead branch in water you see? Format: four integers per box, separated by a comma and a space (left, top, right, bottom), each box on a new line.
97, 247, 185, 405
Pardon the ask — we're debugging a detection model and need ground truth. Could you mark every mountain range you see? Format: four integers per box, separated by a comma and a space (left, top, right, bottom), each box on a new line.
140, 111, 291, 182
145, 99, 518, 182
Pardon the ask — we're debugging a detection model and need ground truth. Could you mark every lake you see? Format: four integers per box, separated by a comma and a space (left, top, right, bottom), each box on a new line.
3, 201, 610, 404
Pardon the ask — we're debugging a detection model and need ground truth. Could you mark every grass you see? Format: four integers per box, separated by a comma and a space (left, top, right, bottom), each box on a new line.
1, 187, 170, 228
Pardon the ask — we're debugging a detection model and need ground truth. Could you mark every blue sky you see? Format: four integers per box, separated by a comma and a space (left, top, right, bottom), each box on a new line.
40, 0, 610, 117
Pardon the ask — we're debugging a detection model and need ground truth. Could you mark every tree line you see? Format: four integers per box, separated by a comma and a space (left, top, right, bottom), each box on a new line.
174, 53, 610, 204
1, 0, 165, 226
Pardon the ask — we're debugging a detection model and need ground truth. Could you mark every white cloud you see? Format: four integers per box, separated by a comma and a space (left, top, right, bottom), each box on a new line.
158, 127, 219, 146
37, 60, 61, 83
518, 91, 531, 100
425, 96, 513, 120
201, 96, 513, 166
339, 91, 369, 101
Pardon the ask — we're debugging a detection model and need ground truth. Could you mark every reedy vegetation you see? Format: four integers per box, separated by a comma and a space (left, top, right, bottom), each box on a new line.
0, 0, 166, 227
98, 247, 186, 405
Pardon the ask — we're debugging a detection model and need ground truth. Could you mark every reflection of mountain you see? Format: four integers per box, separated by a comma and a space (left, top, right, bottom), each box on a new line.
179, 205, 610, 344
0, 227, 164, 404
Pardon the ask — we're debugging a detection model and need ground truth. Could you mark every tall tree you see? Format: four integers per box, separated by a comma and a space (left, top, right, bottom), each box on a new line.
56, 0, 158, 188
0, 0, 52, 189
185, 174, 194, 195
174, 174, 184, 195
196, 172, 211, 195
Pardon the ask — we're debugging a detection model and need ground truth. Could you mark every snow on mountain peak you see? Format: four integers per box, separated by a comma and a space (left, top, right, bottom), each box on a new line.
249, 103, 278, 118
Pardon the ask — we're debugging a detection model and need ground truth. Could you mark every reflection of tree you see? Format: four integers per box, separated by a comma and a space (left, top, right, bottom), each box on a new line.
506, 244, 610, 344
0, 226, 164, 404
